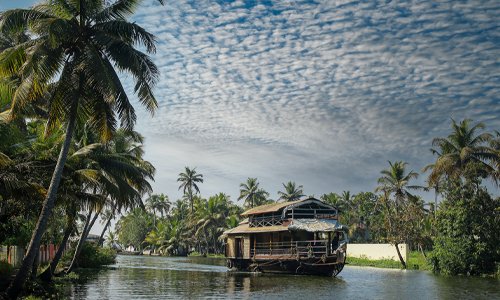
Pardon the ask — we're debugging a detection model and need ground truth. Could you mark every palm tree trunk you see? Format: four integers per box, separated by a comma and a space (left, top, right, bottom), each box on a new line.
6, 97, 79, 300
98, 217, 112, 246
394, 243, 407, 269
31, 251, 40, 280
66, 210, 93, 274
40, 213, 74, 282
419, 244, 427, 259
434, 183, 439, 219
189, 187, 193, 213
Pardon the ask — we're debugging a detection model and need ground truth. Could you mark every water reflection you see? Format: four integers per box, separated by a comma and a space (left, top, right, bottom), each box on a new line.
70, 255, 500, 300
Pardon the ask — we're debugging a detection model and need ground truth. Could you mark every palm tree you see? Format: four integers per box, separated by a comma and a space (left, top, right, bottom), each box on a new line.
375, 161, 420, 207
238, 177, 269, 208
65, 129, 155, 273
375, 161, 420, 269
424, 119, 495, 186
143, 221, 168, 254
1, 0, 159, 296
146, 193, 171, 220
177, 167, 203, 212
277, 181, 304, 202
195, 193, 230, 254
105, 230, 118, 248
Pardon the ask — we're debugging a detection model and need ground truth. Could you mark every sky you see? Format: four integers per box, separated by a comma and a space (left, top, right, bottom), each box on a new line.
1, 0, 499, 232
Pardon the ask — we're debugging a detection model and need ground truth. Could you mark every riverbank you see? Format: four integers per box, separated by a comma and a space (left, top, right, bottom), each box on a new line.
346, 251, 431, 271
188, 252, 225, 258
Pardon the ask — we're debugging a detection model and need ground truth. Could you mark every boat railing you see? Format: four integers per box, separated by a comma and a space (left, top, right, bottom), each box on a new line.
249, 215, 283, 227
251, 240, 328, 258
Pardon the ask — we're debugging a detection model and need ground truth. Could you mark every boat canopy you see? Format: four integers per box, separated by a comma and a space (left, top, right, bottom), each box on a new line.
223, 223, 289, 235
288, 219, 346, 232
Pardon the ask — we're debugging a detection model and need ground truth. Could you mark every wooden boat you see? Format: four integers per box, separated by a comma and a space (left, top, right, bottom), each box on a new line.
224, 197, 348, 276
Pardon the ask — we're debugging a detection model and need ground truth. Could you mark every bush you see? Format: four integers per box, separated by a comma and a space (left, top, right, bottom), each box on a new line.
62, 243, 116, 269
0, 259, 13, 282
430, 182, 500, 276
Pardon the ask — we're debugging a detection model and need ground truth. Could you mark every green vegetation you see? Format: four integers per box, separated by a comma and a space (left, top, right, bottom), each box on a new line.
0, 0, 160, 297
347, 252, 431, 271
117, 189, 242, 256
0, 260, 13, 287
62, 243, 116, 269
188, 252, 225, 258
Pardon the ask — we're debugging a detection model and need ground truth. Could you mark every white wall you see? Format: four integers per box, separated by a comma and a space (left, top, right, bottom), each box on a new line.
347, 244, 408, 262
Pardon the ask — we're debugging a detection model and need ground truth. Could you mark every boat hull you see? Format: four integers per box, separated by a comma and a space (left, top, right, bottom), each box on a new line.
227, 256, 346, 277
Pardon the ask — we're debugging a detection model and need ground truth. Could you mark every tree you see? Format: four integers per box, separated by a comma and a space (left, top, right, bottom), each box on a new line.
0, 0, 158, 294
375, 161, 421, 269
146, 193, 171, 220
238, 177, 269, 209
277, 181, 304, 202
424, 119, 496, 186
117, 208, 152, 251
430, 181, 500, 275
65, 128, 154, 273
177, 167, 203, 212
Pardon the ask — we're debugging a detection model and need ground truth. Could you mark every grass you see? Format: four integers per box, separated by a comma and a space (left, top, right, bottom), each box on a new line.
347, 251, 431, 271
188, 251, 225, 258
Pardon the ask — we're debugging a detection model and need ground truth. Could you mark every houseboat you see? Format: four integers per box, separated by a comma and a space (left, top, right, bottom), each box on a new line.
224, 197, 348, 276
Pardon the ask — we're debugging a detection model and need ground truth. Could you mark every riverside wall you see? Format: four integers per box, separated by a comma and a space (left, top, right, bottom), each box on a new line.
347, 243, 408, 262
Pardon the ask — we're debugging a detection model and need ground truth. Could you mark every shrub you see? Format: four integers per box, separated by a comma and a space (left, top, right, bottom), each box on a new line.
430, 181, 500, 276
0, 259, 13, 282
62, 243, 116, 269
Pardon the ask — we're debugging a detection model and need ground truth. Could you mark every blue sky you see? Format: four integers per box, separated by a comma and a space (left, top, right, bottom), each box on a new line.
2, 0, 500, 206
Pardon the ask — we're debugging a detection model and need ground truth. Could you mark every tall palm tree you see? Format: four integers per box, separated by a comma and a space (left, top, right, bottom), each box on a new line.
65, 129, 155, 273
375, 161, 420, 269
490, 130, 500, 182
1, 0, 159, 296
177, 167, 203, 212
424, 119, 495, 186
0, 0, 158, 292
375, 161, 420, 207
238, 177, 269, 208
277, 181, 304, 202
146, 193, 171, 219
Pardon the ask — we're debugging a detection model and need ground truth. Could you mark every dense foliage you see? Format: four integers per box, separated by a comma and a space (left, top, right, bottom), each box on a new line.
62, 243, 116, 269
117, 192, 243, 256
0, 0, 160, 297
430, 181, 500, 275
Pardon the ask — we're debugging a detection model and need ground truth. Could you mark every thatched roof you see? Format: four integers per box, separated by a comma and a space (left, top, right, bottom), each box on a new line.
241, 199, 305, 216
223, 223, 289, 235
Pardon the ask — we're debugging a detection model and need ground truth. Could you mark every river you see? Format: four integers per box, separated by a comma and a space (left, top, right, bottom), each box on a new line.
68, 255, 499, 299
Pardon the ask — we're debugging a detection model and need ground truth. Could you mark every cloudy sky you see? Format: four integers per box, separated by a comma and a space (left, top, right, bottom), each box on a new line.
2, 0, 499, 207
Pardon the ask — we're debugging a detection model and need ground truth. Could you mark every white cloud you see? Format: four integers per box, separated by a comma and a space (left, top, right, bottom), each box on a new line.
126, 0, 500, 201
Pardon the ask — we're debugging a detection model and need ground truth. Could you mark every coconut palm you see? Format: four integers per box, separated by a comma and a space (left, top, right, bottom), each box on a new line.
238, 177, 269, 208
105, 230, 118, 248
375, 161, 421, 269
143, 221, 168, 254
177, 167, 204, 212
146, 193, 171, 220
424, 119, 496, 186
65, 129, 155, 273
195, 193, 230, 254
375, 161, 420, 207
1, 0, 159, 296
277, 181, 304, 202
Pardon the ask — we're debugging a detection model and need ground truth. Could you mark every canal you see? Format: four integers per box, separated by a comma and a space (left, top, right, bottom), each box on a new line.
69, 255, 500, 299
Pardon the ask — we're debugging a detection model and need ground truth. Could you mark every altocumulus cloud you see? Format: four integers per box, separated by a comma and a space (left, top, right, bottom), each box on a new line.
127, 0, 500, 201
12, 0, 498, 201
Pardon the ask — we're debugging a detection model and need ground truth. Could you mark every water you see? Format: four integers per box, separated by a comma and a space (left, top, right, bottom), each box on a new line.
69, 255, 500, 299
